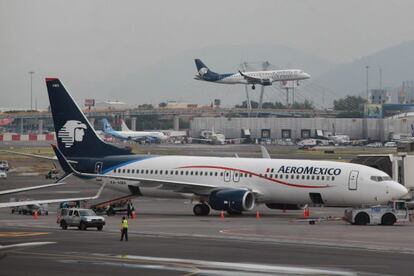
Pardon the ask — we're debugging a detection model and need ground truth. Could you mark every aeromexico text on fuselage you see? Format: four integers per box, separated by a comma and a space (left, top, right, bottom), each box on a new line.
276, 166, 341, 176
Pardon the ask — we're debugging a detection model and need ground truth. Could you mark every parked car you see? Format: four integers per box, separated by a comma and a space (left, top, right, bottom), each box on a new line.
58, 208, 105, 231
11, 203, 48, 215
0, 160, 9, 171
0, 170, 7, 179
384, 141, 397, 148
366, 142, 383, 148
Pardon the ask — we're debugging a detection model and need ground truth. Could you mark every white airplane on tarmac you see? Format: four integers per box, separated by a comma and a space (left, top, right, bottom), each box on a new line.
39, 77, 407, 217
194, 59, 311, 90
102, 118, 168, 143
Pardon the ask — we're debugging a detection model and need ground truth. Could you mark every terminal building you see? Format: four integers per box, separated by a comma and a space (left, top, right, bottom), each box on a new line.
189, 116, 414, 142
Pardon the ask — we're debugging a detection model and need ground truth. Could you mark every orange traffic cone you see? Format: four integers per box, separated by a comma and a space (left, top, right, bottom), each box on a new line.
220, 210, 225, 220
256, 210, 261, 220
303, 207, 310, 218
33, 210, 39, 220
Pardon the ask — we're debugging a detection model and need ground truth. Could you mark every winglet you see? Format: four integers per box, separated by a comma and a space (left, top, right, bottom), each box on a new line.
51, 144, 75, 174
260, 145, 271, 159
238, 70, 247, 77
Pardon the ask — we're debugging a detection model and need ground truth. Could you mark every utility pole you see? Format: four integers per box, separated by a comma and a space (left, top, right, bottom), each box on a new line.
379, 67, 382, 90
365, 66, 370, 103
29, 71, 35, 110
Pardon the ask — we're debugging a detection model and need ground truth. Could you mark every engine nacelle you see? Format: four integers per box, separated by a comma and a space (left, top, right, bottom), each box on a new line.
265, 203, 302, 210
261, 79, 272, 86
209, 189, 255, 212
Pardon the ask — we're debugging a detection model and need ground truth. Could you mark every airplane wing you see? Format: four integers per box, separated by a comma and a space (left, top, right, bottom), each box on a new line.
260, 146, 271, 159
238, 71, 264, 84
0, 150, 77, 164
0, 183, 106, 208
191, 138, 212, 142
0, 182, 67, 196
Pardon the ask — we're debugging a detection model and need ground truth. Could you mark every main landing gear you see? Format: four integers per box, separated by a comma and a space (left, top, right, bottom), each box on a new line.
193, 203, 210, 216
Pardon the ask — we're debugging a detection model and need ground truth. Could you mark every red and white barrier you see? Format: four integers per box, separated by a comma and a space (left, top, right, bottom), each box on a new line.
0, 133, 56, 142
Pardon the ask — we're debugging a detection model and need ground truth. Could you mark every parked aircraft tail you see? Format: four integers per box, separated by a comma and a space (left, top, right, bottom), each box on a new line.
45, 78, 132, 158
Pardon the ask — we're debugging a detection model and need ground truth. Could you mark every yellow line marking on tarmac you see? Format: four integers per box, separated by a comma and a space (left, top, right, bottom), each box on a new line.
0, 232, 50, 238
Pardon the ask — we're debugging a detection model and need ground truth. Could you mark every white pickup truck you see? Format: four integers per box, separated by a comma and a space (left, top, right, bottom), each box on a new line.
344, 200, 410, 226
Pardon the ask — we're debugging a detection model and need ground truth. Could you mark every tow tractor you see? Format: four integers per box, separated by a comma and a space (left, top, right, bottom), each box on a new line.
344, 200, 410, 226
90, 195, 136, 216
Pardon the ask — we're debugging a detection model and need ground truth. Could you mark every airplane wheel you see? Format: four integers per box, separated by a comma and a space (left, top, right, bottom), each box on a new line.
252, 85, 256, 90
381, 213, 396, 226
193, 204, 210, 216
354, 212, 369, 225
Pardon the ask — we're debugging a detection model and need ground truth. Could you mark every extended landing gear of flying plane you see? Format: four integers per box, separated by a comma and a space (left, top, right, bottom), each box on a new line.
251, 85, 256, 90
193, 203, 210, 216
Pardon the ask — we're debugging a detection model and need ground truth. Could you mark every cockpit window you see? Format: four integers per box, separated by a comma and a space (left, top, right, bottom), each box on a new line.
370, 175, 392, 182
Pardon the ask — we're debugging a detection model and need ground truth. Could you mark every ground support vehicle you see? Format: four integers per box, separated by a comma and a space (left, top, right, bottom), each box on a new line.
58, 208, 105, 231
344, 200, 410, 226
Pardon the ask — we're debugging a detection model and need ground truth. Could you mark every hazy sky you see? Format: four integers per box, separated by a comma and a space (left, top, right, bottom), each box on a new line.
1, 0, 414, 108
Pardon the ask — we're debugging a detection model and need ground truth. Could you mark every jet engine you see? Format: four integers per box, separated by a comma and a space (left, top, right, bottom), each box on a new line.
208, 189, 255, 212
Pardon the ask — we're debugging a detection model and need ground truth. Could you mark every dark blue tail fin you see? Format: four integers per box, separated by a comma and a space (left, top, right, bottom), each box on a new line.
195, 59, 209, 71
46, 78, 132, 157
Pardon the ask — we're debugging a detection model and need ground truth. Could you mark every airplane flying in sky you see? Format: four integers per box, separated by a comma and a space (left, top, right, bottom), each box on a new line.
42, 78, 407, 216
194, 59, 311, 90
102, 118, 168, 143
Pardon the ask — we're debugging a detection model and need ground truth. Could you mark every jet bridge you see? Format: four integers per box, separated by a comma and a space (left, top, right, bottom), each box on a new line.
351, 153, 414, 200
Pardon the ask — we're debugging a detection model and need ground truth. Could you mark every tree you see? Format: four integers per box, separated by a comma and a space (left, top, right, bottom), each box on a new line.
333, 96, 366, 111
333, 95, 367, 118
158, 102, 167, 108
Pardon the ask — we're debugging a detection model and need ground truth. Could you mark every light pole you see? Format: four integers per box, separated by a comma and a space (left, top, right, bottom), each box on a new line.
365, 66, 369, 103
29, 71, 35, 110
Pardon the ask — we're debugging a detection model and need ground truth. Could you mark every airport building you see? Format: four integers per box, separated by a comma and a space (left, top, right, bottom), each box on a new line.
190, 116, 414, 142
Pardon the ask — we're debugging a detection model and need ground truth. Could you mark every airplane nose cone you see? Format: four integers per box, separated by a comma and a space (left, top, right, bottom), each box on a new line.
390, 182, 409, 199
304, 73, 311, 79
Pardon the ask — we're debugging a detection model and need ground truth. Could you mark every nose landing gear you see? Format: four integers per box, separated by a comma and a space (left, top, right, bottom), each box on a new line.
252, 85, 256, 90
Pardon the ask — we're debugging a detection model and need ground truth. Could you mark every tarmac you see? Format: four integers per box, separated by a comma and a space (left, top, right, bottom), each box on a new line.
0, 144, 412, 275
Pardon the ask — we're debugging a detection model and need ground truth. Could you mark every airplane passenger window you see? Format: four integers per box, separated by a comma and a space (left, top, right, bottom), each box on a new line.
165, 171, 168, 175
180, 171, 184, 175
332, 176, 335, 181
296, 175, 300, 179
131, 169, 135, 174
311, 176, 315, 180
306, 175, 310, 180
122, 169, 125, 173
215, 172, 218, 176
127, 169, 130, 173
145, 170, 149, 174
249, 174, 252, 177
160, 170, 163, 175
269, 174, 273, 178
316, 176, 320, 180
150, 170, 153, 174
271, 168, 274, 173
210, 172, 213, 176
113, 169, 116, 173
155, 170, 158, 174
264, 174, 267, 178
220, 172, 223, 176
195, 172, 198, 176
291, 175, 294, 179
141, 170, 144, 174
171, 171, 174, 174
302, 175, 305, 179
321, 176, 325, 180
175, 171, 178, 175
186, 171, 189, 175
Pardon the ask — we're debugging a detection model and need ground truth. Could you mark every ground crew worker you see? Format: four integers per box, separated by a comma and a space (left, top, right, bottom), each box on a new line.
120, 216, 128, 241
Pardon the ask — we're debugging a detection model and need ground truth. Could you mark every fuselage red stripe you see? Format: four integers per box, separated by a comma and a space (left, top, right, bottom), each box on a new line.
177, 165, 333, 189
